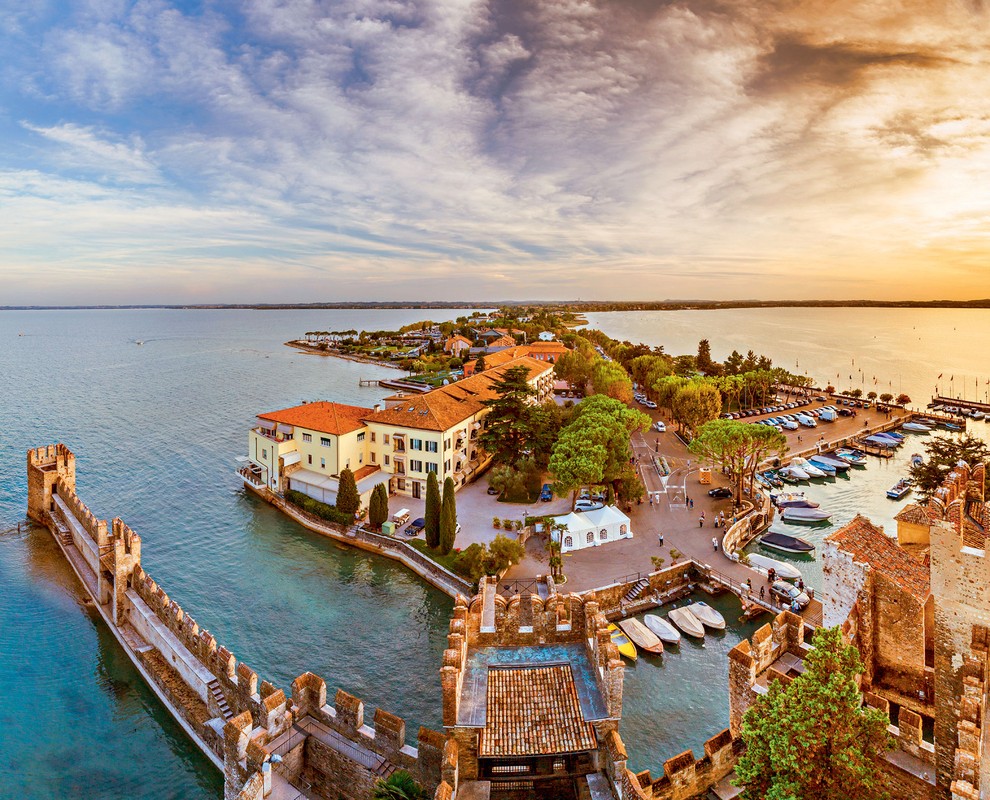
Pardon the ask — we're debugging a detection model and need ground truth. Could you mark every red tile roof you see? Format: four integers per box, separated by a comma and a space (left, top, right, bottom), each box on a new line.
480, 665, 597, 757
258, 402, 372, 436
826, 514, 930, 601
352, 465, 381, 482
894, 504, 931, 526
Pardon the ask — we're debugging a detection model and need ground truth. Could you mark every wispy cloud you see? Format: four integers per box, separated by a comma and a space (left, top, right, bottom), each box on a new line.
0, 0, 988, 302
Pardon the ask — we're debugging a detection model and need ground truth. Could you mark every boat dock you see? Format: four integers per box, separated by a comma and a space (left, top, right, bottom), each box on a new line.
358, 378, 382, 387
929, 395, 989, 415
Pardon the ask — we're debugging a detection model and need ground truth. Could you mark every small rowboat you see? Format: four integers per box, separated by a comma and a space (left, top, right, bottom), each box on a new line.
643, 614, 681, 645
686, 601, 726, 631
761, 530, 815, 554
608, 623, 638, 660
667, 607, 706, 638
782, 506, 832, 523
618, 618, 664, 655
901, 422, 932, 433
747, 553, 802, 580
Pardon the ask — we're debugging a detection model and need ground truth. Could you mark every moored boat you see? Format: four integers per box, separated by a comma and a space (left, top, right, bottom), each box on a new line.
772, 492, 819, 509
809, 454, 850, 471
686, 601, 726, 631
834, 448, 868, 466
865, 434, 899, 448
643, 614, 681, 645
608, 623, 638, 660
911, 453, 924, 465
667, 607, 706, 638
779, 466, 809, 481
781, 506, 832, 523
760, 530, 816, 554
806, 457, 837, 476
901, 422, 932, 433
790, 457, 826, 478
746, 552, 803, 580
618, 618, 664, 654
886, 478, 913, 500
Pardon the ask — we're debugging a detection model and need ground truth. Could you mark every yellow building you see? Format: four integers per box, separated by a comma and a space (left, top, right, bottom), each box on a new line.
243, 357, 555, 508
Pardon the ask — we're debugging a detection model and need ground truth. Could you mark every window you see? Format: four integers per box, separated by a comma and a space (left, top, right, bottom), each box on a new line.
371, 452, 377, 463
586, 532, 594, 544
600, 529, 608, 540
426, 462, 438, 474
385, 455, 390, 465
564, 536, 573, 548
397, 478, 405, 490
384, 434, 390, 445
411, 438, 422, 450
320, 458, 326, 469
444, 460, 451, 472
262, 448, 268, 459
308, 455, 312, 465
370, 432, 376, 443
620, 524, 627, 535
444, 438, 450, 451
302, 433, 312, 443
410, 460, 423, 472
426, 441, 438, 453
357, 432, 365, 442
321, 437, 332, 447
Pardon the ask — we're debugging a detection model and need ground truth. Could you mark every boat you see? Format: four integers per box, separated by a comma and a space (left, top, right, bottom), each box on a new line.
806, 457, 837, 476
759, 471, 784, 488
608, 623, 638, 660
973, 411, 986, 420
772, 492, 819, 509
778, 466, 807, 482
943, 423, 962, 431
790, 458, 826, 478
686, 601, 726, 631
911, 453, 924, 465
883, 431, 905, 440
618, 618, 664, 654
667, 607, 706, 638
886, 478, 913, 500
781, 506, 832, 523
834, 448, 868, 466
746, 553, 802, 580
760, 530, 816, 554
809, 454, 850, 471
865, 434, 899, 448
643, 614, 681, 645
901, 422, 931, 433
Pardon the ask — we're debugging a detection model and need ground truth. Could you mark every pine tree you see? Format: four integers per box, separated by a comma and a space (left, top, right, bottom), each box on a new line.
440, 477, 457, 555
369, 484, 388, 529
336, 468, 360, 516
425, 471, 441, 549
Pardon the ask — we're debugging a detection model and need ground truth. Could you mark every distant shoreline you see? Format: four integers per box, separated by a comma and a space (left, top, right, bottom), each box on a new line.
284, 340, 405, 370
3, 300, 990, 311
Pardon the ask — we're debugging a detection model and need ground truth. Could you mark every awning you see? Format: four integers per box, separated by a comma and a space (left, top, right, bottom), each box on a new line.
281, 451, 301, 466
276, 423, 293, 434
258, 419, 276, 431
472, 422, 482, 429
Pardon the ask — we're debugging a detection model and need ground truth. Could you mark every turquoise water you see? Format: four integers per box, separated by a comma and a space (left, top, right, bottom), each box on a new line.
2, 308, 987, 795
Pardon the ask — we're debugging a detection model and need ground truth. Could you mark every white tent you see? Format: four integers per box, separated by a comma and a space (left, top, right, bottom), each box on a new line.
552, 506, 633, 553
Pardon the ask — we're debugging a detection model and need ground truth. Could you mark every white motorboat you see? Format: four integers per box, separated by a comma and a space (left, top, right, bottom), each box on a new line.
791, 458, 826, 478
772, 492, 819, 509
643, 614, 681, 645
809, 454, 850, 471
686, 601, 726, 631
780, 465, 810, 481
782, 506, 832, 523
667, 607, 706, 638
746, 553, 803, 580
901, 422, 932, 433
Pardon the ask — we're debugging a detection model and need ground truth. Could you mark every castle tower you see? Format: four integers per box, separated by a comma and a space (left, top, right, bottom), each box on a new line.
929, 516, 990, 796
26, 444, 75, 522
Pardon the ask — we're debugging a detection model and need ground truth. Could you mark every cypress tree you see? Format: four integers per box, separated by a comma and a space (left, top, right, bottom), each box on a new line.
425, 471, 441, 549
336, 468, 360, 516
440, 477, 457, 555
369, 484, 388, 529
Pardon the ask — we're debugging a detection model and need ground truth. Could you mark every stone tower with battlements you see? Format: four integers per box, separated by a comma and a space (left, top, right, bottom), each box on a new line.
27, 443, 75, 522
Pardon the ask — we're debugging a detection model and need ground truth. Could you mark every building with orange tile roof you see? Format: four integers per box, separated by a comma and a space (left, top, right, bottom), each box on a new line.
246, 357, 554, 505
463, 341, 570, 376
444, 335, 474, 357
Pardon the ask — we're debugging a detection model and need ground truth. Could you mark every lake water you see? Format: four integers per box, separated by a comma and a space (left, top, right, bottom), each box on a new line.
1, 307, 987, 797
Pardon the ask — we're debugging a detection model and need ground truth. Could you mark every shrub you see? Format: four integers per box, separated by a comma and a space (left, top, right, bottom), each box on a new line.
493, 517, 501, 529
285, 489, 354, 527
336, 468, 360, 515
440, 477, 457, 554
369, 484, 389, 529
425, 472, 441, 549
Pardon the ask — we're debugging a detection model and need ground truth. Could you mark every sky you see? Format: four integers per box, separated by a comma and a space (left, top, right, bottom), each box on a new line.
1, 0, 989, 304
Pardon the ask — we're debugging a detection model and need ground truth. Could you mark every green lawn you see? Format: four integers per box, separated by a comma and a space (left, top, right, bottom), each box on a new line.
407, 538, 466, 577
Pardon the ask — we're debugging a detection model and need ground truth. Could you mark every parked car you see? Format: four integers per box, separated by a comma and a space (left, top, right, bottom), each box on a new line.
838, 408, 854, 416
643, 400, 658, 409
770, 580, 810, 609
407, 518, 426, 536
574, 500, 604, 512
540, 483, 553, 502
708, 487, 733, 498
654, 421, 666, 432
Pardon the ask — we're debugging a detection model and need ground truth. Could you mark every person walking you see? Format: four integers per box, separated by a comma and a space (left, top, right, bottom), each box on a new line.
649, 494, 654, 507
712, 537, 718, 551
658, 533, 664, 547
760, 585, 765, 601
698, 516, 704, 528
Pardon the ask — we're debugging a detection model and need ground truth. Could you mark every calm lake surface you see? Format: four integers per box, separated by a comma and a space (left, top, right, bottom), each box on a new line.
1, 307, 987, 797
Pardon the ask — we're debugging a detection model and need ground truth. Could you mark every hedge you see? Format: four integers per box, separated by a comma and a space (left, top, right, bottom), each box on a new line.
285, 489, 354, 527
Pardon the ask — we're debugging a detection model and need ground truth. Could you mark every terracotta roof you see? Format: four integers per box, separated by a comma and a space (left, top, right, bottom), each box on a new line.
447, 335, 472, 346
894, 504, 931, 526
480, 665, 597, 757
352, 465, 380, 482
258, 402, 372, 435
364, 357, 552, 432
826, 515, 930, 601
524, 341, 568, 353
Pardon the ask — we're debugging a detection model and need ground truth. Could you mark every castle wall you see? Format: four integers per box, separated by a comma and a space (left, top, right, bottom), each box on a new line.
873, 572, 928, 693
821, 541, 869, 629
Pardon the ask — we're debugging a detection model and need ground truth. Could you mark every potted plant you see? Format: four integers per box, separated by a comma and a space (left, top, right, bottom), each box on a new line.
493, 517, 501, 529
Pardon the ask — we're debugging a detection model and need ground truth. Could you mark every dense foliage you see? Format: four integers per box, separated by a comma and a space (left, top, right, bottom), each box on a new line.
455, 534, 526, 582
425, 471, 441, 549
368, 483, 389, 529
336, 467, 360, 515
689, 420, 788, 503
284, 489, 355, 527
372, 770, 427, 800
736, 626, 893, 800
440, 476, 457, 554
909, 433, 990, 503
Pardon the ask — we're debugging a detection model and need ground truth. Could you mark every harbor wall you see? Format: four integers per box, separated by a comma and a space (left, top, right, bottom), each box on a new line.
28, 443, 452, 800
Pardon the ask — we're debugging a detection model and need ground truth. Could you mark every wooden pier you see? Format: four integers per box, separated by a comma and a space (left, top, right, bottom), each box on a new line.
359, 378, 382, 387
930, 395, 990, 414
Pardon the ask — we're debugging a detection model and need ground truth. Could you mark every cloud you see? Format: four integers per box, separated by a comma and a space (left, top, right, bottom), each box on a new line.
0, 0, 988, 302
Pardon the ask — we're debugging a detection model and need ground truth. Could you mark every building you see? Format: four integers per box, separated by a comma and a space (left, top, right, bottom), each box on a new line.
444, 335, 473, 357
463, 342, 570, 376
552, 507, 633, 553
244, 357, 555, 506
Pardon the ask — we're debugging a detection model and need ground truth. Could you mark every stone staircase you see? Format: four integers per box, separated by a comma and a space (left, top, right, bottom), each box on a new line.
208, 679, 233, 721
47, 511, 73, 547
622, 579, 650, 604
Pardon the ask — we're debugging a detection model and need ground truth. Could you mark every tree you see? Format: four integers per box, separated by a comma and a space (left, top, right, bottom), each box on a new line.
879, 392, 893, 404
368, 484, 389, 529
373, 770, 427, 800
479, 365, 537, 467
672, 381, 722, 434
440, 477, 457, 554
909, 433, 990, 502
591, 359, 633, 403
696, 339, 719, 376
488, 534, 525, 573
896, 393, 911, 406
736, 626, 893, 800
849, 388, 864, 399
689, 420, 787, 504
474, 355, 486, 372
425, 471, 441, 549
336, 468, 359, 516
867, 391, 877, 401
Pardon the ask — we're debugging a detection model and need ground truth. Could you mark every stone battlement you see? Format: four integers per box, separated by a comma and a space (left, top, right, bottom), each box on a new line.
618, 728, 741, 800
